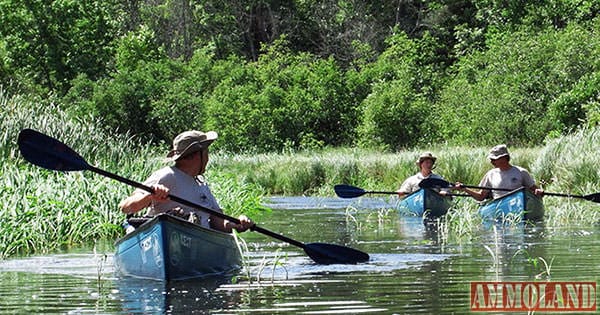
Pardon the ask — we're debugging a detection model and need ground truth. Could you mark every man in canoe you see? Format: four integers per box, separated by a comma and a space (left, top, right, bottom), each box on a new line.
119, 130, 254, 233
397, 152, 450, 197
456, 144, 544, 200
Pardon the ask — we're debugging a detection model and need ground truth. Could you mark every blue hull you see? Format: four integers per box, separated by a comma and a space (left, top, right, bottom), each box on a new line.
479, 188, 544, 222
114, 214, 242, 281
398, 188, 452, 218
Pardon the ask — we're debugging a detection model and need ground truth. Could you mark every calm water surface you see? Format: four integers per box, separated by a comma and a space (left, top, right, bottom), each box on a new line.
0, 196, 599, 314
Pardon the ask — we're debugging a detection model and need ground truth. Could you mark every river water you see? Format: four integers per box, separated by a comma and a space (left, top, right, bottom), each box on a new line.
0, 196, 598, 314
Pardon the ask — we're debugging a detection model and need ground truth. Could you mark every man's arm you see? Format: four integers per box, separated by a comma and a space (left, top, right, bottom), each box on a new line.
119, 184, 170, 214
210, 214, 254, 233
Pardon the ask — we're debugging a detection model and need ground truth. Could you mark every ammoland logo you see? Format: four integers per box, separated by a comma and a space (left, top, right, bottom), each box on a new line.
470, 281, 596, 312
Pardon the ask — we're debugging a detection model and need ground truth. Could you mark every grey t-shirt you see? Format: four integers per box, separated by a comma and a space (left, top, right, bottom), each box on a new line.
479, 165, 536, 199
136, 166, 221, 228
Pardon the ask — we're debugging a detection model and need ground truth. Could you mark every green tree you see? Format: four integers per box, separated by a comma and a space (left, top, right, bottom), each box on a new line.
435, 21, 600, 145
354, 32, 441, 150
0, 0, 122, 93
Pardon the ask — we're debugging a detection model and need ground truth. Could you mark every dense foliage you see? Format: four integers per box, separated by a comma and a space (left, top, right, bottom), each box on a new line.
2, 0, 600, 151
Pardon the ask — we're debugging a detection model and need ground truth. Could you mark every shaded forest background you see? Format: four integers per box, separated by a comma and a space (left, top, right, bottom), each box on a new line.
2, 0, 600, 152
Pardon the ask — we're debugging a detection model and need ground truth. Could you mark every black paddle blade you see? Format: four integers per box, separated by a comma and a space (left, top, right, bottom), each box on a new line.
304, 242, 369, 264
17, 129, 90, 172
584, 193, 600, 203
419, 178, 452, 189
334, 184, 366, 198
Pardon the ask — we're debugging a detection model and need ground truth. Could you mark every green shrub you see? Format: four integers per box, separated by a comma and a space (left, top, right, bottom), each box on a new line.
435, 22, 600, 146
354, 32, 442, 150
357, 80, 429, 150
205, 39, 355, 152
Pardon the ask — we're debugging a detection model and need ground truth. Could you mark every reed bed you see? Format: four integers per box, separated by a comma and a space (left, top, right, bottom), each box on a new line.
212, 145, 543, 196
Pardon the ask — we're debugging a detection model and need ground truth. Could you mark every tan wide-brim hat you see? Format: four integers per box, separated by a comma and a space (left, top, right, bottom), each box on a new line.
166, 130, 217, 161
488, 144, 510, 160
416, 152, 437, 165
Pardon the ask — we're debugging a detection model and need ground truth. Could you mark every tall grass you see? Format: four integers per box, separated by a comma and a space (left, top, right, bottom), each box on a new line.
532, 128, 600, 226
211, 145, 542, 196
212, 148, 419, 195
214, 132, 600, 230
0, 89, 266, 258
0, 94, 133, 257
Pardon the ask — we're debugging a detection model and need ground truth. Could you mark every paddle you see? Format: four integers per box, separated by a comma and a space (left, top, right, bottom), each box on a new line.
18, 129, 369, 265
419, 178, 600, 203
419, 178, 514, 192
334, 184, 397, 198
334, 184, 469, 198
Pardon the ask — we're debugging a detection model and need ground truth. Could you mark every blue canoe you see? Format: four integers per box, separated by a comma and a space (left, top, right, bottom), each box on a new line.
478, 188, 544, 222
398, 188, 452, 218
114, 214, 242, 281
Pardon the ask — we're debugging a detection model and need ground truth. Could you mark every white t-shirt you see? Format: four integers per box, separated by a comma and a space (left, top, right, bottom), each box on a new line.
479, 165, 536, 199
135, 166, 221, 228
399, 172, 446, 194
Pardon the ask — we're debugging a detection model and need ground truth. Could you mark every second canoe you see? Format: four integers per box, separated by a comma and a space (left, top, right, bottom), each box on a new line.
398, 188, 452, 218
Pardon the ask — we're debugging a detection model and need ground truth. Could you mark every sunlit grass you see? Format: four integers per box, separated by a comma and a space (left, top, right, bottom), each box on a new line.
212, 145, 544, 197
211, 148, 415, 195
0, 90, 138, 257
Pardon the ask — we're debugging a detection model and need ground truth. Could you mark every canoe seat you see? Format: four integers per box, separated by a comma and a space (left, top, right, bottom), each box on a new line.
127, 217, 150, 228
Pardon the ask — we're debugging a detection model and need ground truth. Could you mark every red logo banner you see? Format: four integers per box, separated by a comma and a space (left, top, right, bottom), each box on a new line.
470, 281, 596, 312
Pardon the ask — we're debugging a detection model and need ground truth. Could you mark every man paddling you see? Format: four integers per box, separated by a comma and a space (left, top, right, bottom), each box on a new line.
119, 130, 254, 233
397, 152, 450, 197
456, 144, 544, 200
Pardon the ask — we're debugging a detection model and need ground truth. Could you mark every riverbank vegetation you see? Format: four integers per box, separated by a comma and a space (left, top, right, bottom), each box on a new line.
3, 1, 600, 257
3, 89, 600, 258
217, 127, 600, 229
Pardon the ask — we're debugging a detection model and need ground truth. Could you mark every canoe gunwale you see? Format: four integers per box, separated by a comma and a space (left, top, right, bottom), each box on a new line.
115, 214, 235, 246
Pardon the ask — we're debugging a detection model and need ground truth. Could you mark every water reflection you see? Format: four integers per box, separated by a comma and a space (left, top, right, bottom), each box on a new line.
0, 253, 114, 279
266, 195, 396, 210
117, 276, 237, 314
476, 222, 550, 281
